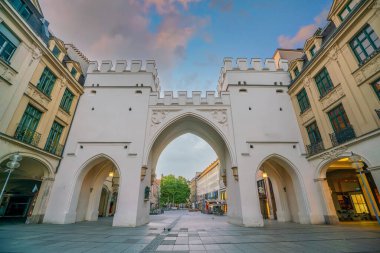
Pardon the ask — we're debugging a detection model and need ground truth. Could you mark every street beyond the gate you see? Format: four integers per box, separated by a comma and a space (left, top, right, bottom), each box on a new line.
0, 210, 379, 253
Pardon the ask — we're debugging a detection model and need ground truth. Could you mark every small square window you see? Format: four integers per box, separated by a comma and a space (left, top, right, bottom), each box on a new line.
309, 45, 317, 57
52, 46, 61, 59
71, 67, 77, 78
294, 67, 300, 77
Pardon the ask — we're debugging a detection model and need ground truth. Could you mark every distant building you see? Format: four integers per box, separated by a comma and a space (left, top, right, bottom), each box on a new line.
150, 178, 160, 210
273, 48, 303, 69
189, 172, 200, 209
196, 160, 226, 214
0, 0, 88, 223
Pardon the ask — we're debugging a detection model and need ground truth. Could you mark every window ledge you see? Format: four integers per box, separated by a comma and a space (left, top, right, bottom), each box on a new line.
24, 83, 52, 111
300, 107, 312, 116
58, 106, 71, 116
352, 51, 380, 86
299, 108, 315, 126
0, 58, 18, 85
319, 84, 345, 111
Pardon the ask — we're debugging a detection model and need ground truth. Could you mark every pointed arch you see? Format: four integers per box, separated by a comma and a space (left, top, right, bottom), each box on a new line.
256, 153, 310, 223
144, 112, 236, 175
68, 153, 121, 223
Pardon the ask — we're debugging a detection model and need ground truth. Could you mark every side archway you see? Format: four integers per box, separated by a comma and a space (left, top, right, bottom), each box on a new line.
256, 154, 310, 224
69, 154, 121, 223
316, 154, 380, 223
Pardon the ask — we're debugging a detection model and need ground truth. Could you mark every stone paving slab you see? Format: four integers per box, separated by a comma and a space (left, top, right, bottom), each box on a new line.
0, 210, 380, 252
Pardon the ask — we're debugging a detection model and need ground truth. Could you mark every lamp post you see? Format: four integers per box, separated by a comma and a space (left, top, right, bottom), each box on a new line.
350, 153, 380, 224
0, 153, 22, 201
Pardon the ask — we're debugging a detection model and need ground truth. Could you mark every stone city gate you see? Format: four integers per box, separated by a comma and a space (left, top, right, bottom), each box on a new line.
43, 58, 326, 227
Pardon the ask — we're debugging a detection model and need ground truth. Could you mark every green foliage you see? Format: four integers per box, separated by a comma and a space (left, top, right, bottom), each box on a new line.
160, 174, 190, 205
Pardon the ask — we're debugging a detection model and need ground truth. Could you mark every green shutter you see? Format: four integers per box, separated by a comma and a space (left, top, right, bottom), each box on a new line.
296, 88, 310, 113
37, 67, 57, 97
60, 89, 74, 112
350, 24, 380, 64
328, 104, 350, 132
16, 105, 42, 144
314, 67, 334, 98
45, 121, 64, 153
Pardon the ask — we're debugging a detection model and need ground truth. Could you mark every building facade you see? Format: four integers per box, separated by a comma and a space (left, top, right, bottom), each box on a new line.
189, 173, 199, 209
1, 0, 378, 228
196, 160, 226, 214
287, 0, 380, 223
149, 178, 160, 211
0, 0, 87, 223
41, 54, 330, 227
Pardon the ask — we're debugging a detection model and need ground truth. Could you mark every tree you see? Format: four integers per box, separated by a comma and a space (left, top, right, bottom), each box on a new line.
160, 174, 190, 206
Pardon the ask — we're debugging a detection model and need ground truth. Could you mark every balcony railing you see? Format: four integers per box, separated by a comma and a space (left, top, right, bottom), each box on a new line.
306, 141, 325, 156
329, 125, 356, 147
45, 143, 64, 156
14, 125, 41, 147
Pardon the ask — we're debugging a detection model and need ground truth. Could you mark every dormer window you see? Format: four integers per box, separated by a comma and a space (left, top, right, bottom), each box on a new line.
294, 67, 300, 77
8, 0, 32, 20
339, 0, 360, 21
52, 45, 61, 59
309, 45, 317, 57
71, 67, 77, 78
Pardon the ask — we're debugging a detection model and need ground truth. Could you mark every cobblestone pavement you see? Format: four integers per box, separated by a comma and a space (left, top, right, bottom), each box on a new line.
1, 210, 380, 253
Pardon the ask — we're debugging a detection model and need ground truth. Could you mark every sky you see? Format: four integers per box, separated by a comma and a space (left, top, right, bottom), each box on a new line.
39, 0, 332, 179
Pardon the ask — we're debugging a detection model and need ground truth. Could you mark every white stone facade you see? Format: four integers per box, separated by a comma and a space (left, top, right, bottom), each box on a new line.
43, 58, 330, 227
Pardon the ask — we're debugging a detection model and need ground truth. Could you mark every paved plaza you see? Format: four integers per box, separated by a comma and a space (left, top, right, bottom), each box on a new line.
0, 210, 380, 253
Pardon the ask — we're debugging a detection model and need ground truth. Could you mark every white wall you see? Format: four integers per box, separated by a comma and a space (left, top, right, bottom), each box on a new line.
44, 58, 327, 227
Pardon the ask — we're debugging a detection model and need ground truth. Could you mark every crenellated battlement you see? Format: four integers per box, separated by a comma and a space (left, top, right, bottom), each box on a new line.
88, 60, 158, 75
85, 60, 160, 91
149, 91, 230, 106
218, 58, 290, 92
221, 58, 289, 73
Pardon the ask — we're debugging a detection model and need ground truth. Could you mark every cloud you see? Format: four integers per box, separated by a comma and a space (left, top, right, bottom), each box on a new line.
143, 0, 201, 14
277, 8, 329, 49
39, 0, 208, 88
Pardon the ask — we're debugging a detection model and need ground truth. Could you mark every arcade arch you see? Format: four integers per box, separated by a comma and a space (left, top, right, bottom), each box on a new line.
0, 152, 54, 223
318, 155, 380, 223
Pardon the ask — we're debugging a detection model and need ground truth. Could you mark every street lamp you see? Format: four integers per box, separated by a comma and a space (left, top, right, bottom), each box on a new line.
0, 153, 22, 201
350, 153, 380, 224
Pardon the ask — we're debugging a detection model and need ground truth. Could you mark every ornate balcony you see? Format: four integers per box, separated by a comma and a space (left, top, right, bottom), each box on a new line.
14, 125, 41, 147
329, 125, 356, 147
45, 143, 64, 156
306, 141, 325, 156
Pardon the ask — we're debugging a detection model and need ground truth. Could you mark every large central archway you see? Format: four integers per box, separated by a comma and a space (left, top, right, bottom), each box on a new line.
143, 113, 241, 224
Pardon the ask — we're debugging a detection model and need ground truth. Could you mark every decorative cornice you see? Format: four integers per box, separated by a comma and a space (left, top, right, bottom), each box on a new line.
25, 83, 51, 110
353, 53, 380, 85
320, 84, 345, 111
